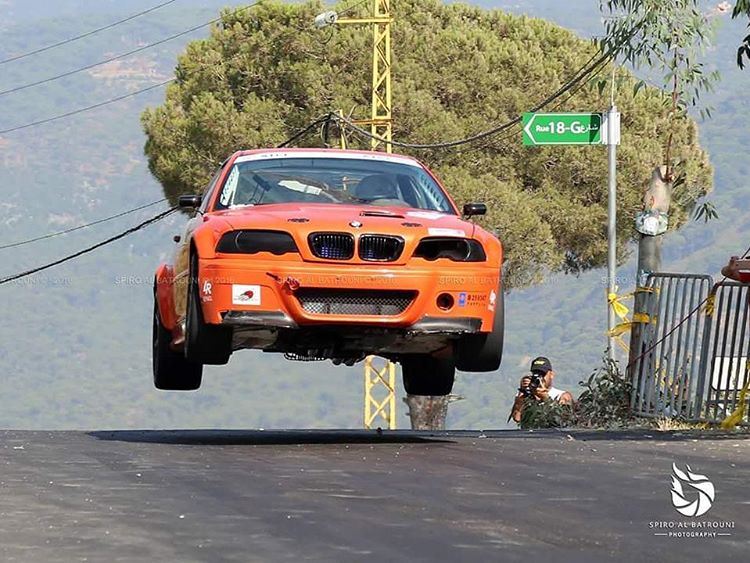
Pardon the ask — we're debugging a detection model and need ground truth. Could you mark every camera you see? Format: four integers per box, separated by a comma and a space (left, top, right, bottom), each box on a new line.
519, 373, 543, 398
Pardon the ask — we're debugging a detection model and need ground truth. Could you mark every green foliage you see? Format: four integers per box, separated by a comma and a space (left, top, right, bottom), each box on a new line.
599, 1, 719, 176
142, 0, 713, 288
693, 200, 719, 222
519, 397, 576, 429
576, 356, 633, 428
733, 0, 750, 68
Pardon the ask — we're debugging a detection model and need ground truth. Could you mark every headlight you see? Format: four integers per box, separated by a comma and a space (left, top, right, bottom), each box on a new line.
413, 237, 486, 262
216, 230, 299, 255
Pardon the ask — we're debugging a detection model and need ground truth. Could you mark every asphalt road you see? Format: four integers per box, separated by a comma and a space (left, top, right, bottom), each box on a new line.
0, 429, 747, 562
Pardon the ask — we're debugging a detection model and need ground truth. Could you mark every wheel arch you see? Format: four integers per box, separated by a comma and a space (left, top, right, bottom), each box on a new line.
190, 223, 219, 260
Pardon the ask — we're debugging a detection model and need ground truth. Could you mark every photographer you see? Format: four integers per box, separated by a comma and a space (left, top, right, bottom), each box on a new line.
510, 357, 573, 424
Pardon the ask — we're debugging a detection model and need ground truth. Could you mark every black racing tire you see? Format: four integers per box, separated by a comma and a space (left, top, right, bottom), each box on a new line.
401, 355, 456, 396
185, 253, 232, 365
456, 288, 504, 372
153, 296, 203, 391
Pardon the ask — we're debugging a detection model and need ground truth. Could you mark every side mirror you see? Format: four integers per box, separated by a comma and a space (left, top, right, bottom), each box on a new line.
463, 202, 487, 217
178, 194, 202, 209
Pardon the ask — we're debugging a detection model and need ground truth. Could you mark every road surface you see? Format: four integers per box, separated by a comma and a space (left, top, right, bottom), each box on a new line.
0, 429, 747, 562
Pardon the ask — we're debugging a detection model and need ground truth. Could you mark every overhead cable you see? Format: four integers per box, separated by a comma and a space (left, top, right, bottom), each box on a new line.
0, 0, 179, 66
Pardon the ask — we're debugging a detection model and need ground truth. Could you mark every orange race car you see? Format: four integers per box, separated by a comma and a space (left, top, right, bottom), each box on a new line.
153, 149, 504, 396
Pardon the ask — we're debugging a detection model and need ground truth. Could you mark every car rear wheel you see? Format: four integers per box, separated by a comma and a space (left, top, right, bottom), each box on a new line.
153, 297, 203, 390
456, 288, 504, 372
401, 355, 456, 396
185, 253, 232, 365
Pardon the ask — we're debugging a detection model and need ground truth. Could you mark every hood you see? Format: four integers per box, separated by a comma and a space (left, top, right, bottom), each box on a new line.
209, 203, 487, 265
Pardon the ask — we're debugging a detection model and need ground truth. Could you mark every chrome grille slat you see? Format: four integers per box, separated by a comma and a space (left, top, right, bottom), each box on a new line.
296, 289, 415, 316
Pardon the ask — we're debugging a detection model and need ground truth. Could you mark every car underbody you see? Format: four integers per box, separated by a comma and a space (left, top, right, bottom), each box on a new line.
224, 311, 483, 363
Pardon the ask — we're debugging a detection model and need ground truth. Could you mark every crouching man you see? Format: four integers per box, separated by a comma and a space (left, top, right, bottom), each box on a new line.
510, 356, 574, 424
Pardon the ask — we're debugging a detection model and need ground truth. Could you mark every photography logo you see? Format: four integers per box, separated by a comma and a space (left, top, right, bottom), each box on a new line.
649, 463, 734, 539
670, 463, 714, 517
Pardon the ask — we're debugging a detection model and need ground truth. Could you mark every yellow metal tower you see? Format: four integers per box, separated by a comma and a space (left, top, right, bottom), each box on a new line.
334, 0, 396, 429
334, 0, 393, 152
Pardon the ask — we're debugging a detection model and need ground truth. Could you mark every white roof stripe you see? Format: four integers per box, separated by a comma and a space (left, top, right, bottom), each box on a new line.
233, 151, 422, 168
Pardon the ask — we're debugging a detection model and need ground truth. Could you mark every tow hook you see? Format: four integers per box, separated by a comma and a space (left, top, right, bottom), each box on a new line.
284, 277, 301, 291
266, 272, 300, 292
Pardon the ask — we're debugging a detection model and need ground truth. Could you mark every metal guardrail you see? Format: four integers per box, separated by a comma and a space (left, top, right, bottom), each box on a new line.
701, 281, 750, 424
629, 274, 750, 425
630, 273, 714, 420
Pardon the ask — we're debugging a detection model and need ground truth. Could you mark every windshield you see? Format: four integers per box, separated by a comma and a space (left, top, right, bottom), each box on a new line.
214, 157, 455, 213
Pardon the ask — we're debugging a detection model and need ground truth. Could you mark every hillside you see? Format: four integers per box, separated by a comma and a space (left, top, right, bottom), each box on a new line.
0, 0, 746, 430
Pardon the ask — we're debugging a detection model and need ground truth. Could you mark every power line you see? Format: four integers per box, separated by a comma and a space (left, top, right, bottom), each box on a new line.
332, 48, 611, 150
0, 207, 178, 286
332, 17, 645, 151
0, 115, 332, 285
0, 199, 167, 250
454, 53, 612, 157
0, 0, 179, 66
0, 78, 175, 135
0, 8, 606, 141
277, 115, 333, 148
337, 0, 370, 18
0, 0, 263, 99
0, 39, 274, 136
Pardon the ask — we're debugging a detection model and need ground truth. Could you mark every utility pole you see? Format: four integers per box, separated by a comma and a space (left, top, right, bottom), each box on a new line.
606, 104, 619, 362
316, 0, 396, 429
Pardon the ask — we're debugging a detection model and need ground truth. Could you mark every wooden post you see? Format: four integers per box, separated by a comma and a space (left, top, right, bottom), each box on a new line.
403, 395, 461, 430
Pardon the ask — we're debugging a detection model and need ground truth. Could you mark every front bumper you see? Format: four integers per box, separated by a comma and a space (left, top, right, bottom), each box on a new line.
221, 311, 482, 334
198, 256, 500, 333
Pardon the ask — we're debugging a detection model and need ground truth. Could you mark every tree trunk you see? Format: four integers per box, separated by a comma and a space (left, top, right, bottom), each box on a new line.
629, 165, 671, 374
404, 395, 450, 430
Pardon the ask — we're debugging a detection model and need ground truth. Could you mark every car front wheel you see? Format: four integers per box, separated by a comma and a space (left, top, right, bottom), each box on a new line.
153, 296, 203, 391
456, 288, 504, 372
185, 253, 232, 365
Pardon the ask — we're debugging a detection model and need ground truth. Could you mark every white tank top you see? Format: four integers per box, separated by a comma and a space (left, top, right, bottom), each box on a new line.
547, 386, 565, 401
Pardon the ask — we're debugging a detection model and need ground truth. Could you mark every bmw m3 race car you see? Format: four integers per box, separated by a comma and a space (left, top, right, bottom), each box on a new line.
153, 149, 504, 395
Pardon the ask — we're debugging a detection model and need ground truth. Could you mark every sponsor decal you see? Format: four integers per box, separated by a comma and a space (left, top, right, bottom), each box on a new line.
428, 227, 466, 237
201, 280, 213, 303
457, 292, 488, 308
464, 293, 488, 307
232, 284, 261, 306
647, 463, 735, 539
234, 152, 422, 168
489, 290, 497, 311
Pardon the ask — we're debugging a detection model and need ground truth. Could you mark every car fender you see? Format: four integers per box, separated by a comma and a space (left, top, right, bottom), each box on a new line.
190, 217, 234, 260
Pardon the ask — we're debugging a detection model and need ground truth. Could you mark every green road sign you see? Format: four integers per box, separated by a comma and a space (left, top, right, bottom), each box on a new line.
522, 112, 603, 146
